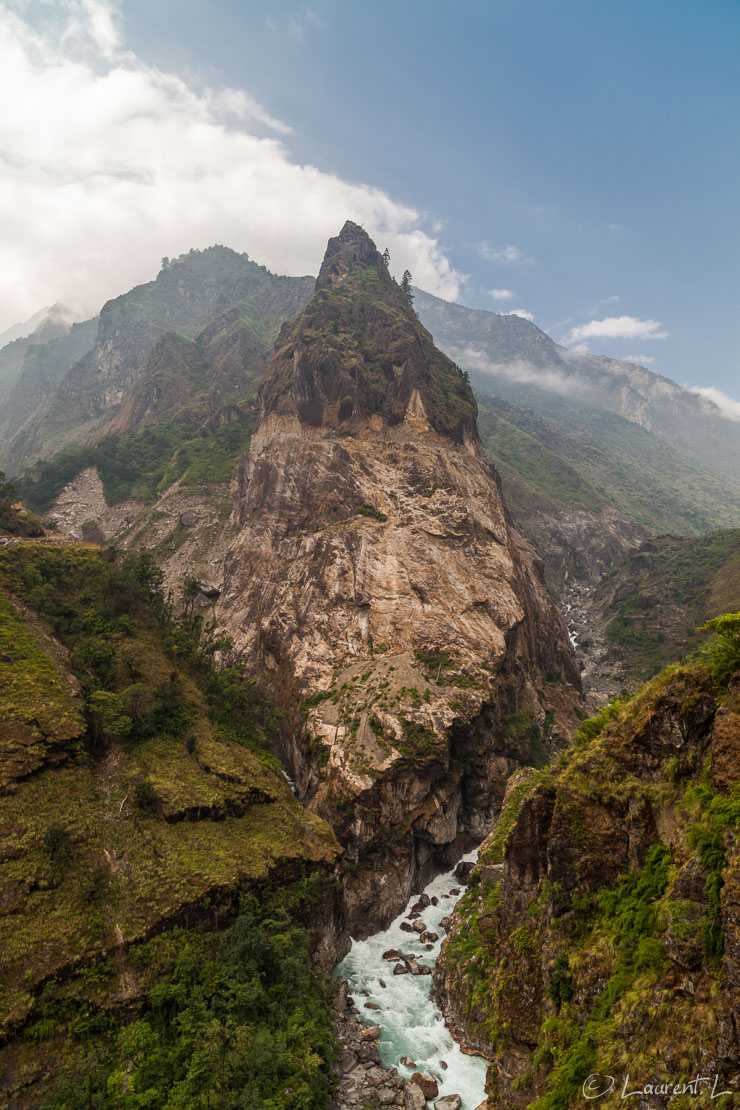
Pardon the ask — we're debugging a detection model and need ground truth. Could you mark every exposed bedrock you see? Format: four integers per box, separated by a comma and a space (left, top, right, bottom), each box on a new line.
217, 222, 580, 933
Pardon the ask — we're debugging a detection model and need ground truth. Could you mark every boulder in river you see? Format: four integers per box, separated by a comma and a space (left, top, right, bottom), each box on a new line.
364, 1002, 380, 1010
412, 920, 427, 933
405, 956, 422, 974
411, 1072, 439, 1099
379, 978, 387, 988
435, 1096, 462, 1110
382, 949, 400, 960
361, 1025, 381, 1041
405, 1082, 427, 1110
449, 887, 460, 896
400, 1056, 416, 1068
393, 962, 409, 975
431, 895, 439, 906
420, 931, 439, 944
454, 860, 475, 884
400, 921, 414, 933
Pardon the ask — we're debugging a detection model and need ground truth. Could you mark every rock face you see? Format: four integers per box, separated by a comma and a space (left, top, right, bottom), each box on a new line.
434, 666, 740, 1109
218, 222, 579, 933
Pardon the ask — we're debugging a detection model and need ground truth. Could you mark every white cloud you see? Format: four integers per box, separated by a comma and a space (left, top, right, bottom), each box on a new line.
504, 308, 535, 321
477, 242, 534, 265
623, 354, 655, 365
567, 315, 668, 343
0, 0, 463, 330
688, 386, 740, 422
450, 344, 596, 400
487, 288, 514, 301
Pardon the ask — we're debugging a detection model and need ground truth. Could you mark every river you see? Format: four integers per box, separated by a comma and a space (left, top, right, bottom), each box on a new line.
335, 852, 487, 1109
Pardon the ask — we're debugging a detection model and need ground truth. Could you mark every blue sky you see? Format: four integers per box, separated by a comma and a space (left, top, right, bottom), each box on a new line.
2, 0, 738, 405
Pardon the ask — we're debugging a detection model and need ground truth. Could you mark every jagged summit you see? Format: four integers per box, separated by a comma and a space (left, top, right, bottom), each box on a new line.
315, 220, 382, 292
259, 223, 478, 444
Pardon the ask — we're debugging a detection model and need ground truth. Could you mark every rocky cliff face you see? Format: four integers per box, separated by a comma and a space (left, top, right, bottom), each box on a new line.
434, 662, 740, 1108
217, 222, 580, 934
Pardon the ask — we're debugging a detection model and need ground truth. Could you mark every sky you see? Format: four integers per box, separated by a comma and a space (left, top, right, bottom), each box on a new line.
1, 0, 738, 406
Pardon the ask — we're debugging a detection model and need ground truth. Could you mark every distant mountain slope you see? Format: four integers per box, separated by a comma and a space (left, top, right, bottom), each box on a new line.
414, 288, 740, 481
594, 528, 740, 686
1, 248, 314, 474
414, 289, 740, 578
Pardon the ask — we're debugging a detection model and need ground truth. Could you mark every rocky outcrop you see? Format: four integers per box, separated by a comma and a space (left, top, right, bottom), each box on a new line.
434, 667, 740, 1109
218, 222, 580, 933
331, 979, 409, 1108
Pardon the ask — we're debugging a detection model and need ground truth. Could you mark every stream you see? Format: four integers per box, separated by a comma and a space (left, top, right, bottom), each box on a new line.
335, 852, 487, 1109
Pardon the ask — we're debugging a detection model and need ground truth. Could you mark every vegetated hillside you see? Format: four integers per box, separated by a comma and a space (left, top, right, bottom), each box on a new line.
0, 534, 341, 1108
594, 529, 740, 686
434, 621, 740, 1109
218, 221, 580, 935
474, 393, 740, 583
1, 247, 314, 475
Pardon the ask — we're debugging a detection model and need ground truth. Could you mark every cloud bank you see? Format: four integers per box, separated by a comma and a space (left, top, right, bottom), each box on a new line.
488, 288, 514, 301
689, 386, 740, 423
567, 315, 668, 343
0, 0, 464, 330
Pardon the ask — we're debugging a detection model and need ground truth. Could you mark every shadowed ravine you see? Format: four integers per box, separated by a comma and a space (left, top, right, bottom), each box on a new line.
335, 853, 487, 1110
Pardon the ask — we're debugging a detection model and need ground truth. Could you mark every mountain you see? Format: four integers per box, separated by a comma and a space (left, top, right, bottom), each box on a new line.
434, 647, 740, 1107
0, 305, 97, 412
0, 247, 314, 474
216, 221, 580, 934
415, 289, 740, 479
415, 290, 740, 578
0, 306, 53, 350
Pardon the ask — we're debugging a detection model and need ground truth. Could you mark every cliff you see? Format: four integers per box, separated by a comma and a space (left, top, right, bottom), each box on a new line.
434, 643, 740, 1108
217, 222, 580, 934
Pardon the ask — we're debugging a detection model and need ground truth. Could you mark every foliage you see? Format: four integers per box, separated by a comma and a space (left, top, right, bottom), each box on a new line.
133, 779, 161, 812
42, 824, 74, 870
18, 408, 256, 511
688, 785, 740, 960
699, 610, 740, 689
355, 503, 388, 522
42, 888, 337, 1109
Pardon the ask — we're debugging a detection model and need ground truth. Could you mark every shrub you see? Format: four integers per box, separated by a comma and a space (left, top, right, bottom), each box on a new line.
134, 780, 160, 812
700, 611, 740, 688
43, 824, 74, 869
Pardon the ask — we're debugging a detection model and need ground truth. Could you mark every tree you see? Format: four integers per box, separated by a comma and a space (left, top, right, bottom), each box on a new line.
400, 269, 414, 305
382, 247, 390, 267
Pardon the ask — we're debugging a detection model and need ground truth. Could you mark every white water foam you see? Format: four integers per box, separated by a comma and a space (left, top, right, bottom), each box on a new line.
335, 852, 487, 1109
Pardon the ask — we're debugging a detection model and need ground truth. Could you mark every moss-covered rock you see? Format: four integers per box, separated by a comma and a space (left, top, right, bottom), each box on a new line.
435, 661, 740, 1108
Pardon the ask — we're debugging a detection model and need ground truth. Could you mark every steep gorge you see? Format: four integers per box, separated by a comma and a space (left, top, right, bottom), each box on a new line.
216, 222, 580, 934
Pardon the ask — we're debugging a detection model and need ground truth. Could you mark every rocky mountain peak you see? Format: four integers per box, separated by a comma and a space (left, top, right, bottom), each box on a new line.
258, 223, 478, 444
315, 220, 382, 292
218, 223, 580, 934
